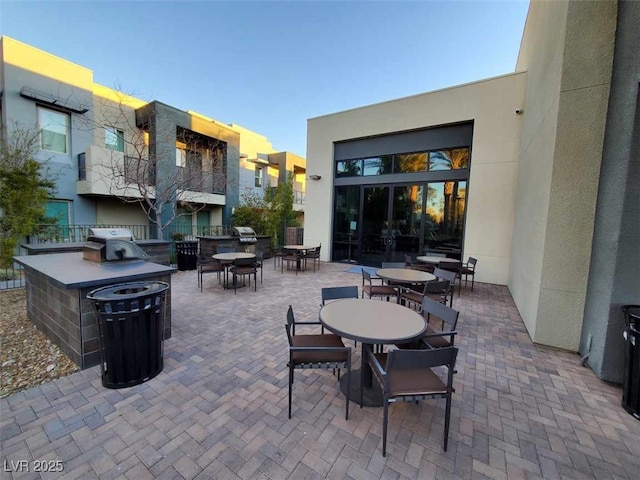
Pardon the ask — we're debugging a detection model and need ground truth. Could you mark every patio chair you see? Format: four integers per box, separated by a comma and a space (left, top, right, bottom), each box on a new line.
254, 251, 265, 284
399, 279, 451, 311
303, 244, 321, 272
285, 305, 352, 420
362, 270, 396, 301
273, 245, 284, 270
381, 262, 405, 269
437, 261, 462, 294
229, 257, 257, 294
197, 256, 225, 292
282, 249, 302, 275
320, 285, 359, 336
399, 296, 459, 351
433, 267, 457, 307
362, 346, 458, 455
217, 246, 236, 254
460, 257, 478, 290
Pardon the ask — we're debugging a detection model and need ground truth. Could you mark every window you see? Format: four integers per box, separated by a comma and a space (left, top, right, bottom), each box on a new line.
104, 127, 124, 152
363, 156, 393, 176
176, 147, 186, 167
38, 107, 69, 153
336, 160, 362, 177
255, 166, 263, 187
394, 152, 428, 173
429, 148, 469, 171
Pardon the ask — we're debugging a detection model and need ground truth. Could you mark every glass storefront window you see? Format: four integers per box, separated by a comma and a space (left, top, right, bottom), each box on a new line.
394, 152, 428, 173
363, 156, 393, 176
429, 148, 469, 171
336, 160, 362, 177
423, 181, 466, 256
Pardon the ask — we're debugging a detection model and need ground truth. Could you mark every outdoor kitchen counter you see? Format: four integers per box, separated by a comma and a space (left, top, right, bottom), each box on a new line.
21, 240, 172, 265
14, 252, 176, 289
13, 253, 175, 369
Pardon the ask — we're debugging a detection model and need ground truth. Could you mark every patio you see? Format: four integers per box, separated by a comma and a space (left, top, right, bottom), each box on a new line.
2, 262, 639, 479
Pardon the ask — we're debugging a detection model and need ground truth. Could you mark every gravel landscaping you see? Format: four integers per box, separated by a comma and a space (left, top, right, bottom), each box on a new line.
0, 288, 77, 398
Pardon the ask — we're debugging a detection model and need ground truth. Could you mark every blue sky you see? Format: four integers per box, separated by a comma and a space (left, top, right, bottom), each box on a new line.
1, 0, 529, 157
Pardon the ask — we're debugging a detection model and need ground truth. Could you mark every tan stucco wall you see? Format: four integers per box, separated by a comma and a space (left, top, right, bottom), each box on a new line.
96, 199, 149, 226
306, 72, 526, 285
509, 0, 616, 350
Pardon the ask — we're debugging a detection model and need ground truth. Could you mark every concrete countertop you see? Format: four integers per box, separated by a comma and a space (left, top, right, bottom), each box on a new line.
14, 253, 176, 290
22, 239, 171, 252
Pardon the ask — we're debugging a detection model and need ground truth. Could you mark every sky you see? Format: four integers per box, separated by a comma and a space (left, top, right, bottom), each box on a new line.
0, 0, 530, 157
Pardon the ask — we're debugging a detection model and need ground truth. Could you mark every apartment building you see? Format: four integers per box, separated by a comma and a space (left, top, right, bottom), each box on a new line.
305, 0, 638, 382
0, 36, 305, 238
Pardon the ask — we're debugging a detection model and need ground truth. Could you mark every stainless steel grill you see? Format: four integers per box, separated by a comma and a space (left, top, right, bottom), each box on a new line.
84, 228, 148, 263
232, 226, 257, 243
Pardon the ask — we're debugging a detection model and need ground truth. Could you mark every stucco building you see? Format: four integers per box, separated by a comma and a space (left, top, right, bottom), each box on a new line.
0, 36, 305, 239
304, 0, 638, 382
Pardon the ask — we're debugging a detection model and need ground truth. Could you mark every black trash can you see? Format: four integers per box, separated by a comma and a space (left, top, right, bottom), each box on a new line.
87, 281, 169, 389
622, 305, 640, 420
175, 241, 198, 271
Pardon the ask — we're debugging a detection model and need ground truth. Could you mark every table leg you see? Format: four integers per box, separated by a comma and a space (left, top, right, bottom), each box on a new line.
338, 343, 383, 407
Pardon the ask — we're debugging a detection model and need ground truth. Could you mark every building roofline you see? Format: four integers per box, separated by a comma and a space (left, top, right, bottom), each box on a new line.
307, 71, 527, 121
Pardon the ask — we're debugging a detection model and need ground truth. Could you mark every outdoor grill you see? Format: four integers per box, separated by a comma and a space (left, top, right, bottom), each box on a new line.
232, 226, 258, 244
84, 227, 148, 263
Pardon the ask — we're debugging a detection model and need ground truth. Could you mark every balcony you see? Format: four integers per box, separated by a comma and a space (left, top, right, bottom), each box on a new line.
76, 146, 225, 206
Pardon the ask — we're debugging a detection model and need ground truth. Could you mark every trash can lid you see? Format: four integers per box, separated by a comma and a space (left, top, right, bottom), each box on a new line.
87, 281, 169, 301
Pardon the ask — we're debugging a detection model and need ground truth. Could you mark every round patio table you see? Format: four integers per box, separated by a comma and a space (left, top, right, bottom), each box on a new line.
319, 298, 427, 407
213, 252, 256, 288
416, 256, 460, 265
376, 268, 435, 284
283, 245, 316, 270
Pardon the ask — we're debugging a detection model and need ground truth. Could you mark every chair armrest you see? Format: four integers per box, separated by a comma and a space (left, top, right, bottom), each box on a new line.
422, 330, 457, 338
294, 320, 323, 326
365, 347, 387, 376
289, 346, 349, 352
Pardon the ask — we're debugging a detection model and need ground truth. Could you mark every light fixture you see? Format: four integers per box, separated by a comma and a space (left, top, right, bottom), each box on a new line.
309, 174, 322, 181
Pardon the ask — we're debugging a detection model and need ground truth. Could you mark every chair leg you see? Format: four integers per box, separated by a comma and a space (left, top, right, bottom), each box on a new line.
345, 360, 351, 421
288, 365, 294, 419
382, 399, 389, 457
444, 393, 452, 451
360, 366, 365, 408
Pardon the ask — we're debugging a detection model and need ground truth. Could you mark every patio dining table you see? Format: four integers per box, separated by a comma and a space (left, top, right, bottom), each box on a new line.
416, 256, 460, 265
213, 252, 256, 289
283, 245, 317, 271
319, 298, 427, 406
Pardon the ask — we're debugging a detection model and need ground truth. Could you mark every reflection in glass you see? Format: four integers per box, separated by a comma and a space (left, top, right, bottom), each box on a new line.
361, 186, 389, 265
394, 152, 428, 173
336, 160, 362, 177
423, 181, 466, 257
389, 185, 423, 261
333, 186, 361, 262
363, 156, 393, 176
429, 148, 469, 171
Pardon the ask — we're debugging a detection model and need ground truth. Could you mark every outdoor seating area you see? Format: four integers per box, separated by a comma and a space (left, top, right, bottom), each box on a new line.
2, 261, 639, 478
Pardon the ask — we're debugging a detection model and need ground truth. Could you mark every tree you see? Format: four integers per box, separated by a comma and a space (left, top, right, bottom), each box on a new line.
231, 174, 300, 248
0, 125, 57, 268
264, 172, 300, 247
231, 189, 268, 234
80, 91, 226, 240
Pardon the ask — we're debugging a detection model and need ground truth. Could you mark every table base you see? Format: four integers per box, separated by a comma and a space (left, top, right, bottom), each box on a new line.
339, 369, 384, 407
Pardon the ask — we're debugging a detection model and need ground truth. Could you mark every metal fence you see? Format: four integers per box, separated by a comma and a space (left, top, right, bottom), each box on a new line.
0, 223, 235, 291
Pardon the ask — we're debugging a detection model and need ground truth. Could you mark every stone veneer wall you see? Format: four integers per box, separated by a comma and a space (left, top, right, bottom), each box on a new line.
23, 240, 171, 266
24, 268, 172, 369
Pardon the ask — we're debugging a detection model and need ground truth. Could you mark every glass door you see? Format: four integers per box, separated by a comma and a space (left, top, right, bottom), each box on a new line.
332, 186, 361, 262
388, 184, 424, 263
359, 186, 390, 265
423, 181, 466, 259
